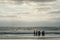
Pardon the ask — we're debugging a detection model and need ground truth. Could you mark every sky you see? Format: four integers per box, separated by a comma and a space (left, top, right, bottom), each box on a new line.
0, 0, 60, 27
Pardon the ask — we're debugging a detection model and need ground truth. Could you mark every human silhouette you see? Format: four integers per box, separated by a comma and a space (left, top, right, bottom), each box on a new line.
34, 30, 35, 36
35, 30, 38, 36
42, 31, 45, 36
38, 31, 41, 36
34, 30, 38, 36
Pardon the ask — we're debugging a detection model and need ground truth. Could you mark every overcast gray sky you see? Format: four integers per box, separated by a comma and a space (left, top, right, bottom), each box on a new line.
0, 0, 60, 27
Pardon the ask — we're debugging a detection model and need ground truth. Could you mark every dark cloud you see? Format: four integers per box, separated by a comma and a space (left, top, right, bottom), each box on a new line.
12, 0, 24, 2
12, 21, 60, 27
51, 18, 60, 22
28, 0, 56, 2
49, 10, 60, 14
11, 0, 24, 4
11, 0, 56, 4
0, 21, 18, 27
0, 20, 60, 27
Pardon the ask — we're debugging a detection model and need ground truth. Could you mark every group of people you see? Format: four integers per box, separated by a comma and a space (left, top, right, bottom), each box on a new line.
34, 30, 45, 36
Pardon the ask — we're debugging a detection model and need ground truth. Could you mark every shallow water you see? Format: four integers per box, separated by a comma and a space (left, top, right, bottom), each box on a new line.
0, 38, 59, 40
0, 29, 60, 40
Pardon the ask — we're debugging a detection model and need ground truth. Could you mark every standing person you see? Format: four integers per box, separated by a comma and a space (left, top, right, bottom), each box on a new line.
38, 31, 41, 36
34, 30, 35, 36
35, 30, 38, 36
34, 30, 38, 36
42, 31, 45, 36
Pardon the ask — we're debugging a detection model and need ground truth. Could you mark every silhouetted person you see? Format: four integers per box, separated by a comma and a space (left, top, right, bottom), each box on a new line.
38, 31, 41, 36
42, 31, 45, 36
35, 30, 38, 36
34, 30, 35, 36
34, 30, 38, 36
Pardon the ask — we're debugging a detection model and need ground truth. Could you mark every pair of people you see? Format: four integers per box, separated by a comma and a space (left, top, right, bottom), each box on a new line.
34, 30, 45, 36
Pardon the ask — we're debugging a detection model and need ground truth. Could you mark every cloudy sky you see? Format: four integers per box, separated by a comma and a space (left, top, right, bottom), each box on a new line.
0, 0, 60, 27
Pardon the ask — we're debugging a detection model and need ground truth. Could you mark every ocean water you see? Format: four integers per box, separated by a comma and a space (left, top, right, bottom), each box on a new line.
0, 37, 59, 40
0, 32, 59, 40
0, 39, 59, 40
0, 27, 60, 40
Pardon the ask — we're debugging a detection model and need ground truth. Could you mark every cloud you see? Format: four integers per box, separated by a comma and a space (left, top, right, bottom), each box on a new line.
0, 0, 24, 4
0, 21, 18, 27
0, 20, 59, 27
17, 21, 60, 27
49, 10, 60, 14
10, 0, 24, 4
28, 0, 56, 2
0, 0, 60, 27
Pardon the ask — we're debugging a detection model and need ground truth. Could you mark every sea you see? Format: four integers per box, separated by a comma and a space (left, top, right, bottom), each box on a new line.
0, 31, 59, 40
0, 27, 60, 40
